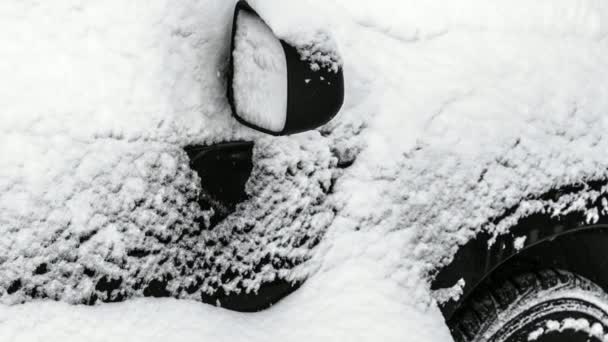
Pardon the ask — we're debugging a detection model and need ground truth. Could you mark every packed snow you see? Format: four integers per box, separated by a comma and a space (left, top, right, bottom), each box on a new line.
1, 0, 608, 341
432, 278, 465, 305
513, 235, 527, 250
232, 10, 288, 133
528, 318, 606, 341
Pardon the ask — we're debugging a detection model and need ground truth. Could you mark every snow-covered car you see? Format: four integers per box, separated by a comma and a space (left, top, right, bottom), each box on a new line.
1, 1, 608, 341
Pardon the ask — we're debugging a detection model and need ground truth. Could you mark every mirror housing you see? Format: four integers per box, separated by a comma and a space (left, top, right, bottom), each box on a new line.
228, 1, 345, 136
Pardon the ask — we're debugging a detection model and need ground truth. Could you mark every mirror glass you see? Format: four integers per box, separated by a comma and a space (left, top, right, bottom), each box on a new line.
232, 10, 288, 133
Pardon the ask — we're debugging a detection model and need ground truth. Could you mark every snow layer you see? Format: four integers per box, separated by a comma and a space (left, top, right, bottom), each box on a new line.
1, 0, 608, 341
0, 251, 448, 342
248, 0, 343, 72
233, 10, 287, 133
0, 0, 339, 306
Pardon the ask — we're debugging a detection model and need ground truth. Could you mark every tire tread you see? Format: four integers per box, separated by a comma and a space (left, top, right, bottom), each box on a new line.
448, 269, 603, 342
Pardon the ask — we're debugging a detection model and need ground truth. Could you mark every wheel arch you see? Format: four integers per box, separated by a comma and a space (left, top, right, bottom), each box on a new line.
431, 180, 608, 320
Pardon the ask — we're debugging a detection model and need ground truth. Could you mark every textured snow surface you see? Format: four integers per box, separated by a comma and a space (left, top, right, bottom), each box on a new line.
233, 10, 287, 133
1, 0, 608, 341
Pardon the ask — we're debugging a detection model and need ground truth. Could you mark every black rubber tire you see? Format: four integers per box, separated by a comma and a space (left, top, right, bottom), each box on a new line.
448, 269, 608, 342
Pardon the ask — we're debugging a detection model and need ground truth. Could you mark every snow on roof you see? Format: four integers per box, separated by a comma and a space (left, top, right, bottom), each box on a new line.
1, 0, 608, 341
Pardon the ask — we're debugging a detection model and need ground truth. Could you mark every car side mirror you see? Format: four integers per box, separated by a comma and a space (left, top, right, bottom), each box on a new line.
228, 1, 345, 136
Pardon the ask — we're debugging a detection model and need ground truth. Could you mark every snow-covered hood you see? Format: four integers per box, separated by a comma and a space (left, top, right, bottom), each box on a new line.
1, 0, 608, 341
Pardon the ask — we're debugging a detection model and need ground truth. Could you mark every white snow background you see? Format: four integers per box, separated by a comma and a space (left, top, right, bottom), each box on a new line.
1, 0, 608, 341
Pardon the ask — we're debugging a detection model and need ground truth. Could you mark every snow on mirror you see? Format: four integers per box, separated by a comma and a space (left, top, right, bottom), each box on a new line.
228, 1, 345, 136
231, 9, 288, 133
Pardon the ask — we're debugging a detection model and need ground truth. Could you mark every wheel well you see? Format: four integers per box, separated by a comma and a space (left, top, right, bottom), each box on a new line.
482, 226, 608, 289
432, 180, 608, 320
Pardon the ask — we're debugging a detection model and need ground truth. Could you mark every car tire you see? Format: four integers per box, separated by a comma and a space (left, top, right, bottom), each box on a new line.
448, 269, 608, 342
